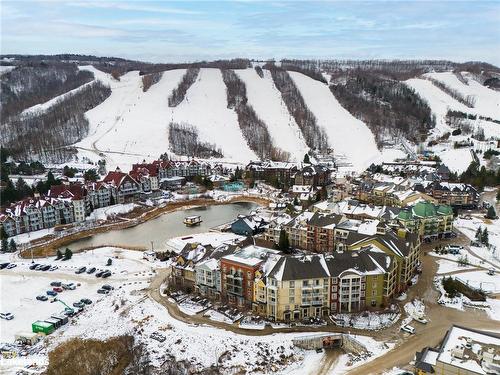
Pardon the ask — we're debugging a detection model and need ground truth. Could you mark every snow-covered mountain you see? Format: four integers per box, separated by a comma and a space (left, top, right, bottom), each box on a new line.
1, 57, 499, 173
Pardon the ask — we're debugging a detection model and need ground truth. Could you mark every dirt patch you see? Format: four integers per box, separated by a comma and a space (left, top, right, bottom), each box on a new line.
46, 336, 138, 375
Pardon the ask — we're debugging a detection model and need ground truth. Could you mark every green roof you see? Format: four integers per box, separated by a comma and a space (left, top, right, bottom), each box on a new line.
437, 205, 453, 215
412, 201, 437, 218
397, 210, 413, 221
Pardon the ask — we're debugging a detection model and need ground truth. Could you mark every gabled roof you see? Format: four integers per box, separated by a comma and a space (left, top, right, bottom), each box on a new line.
268, 254, 330, 281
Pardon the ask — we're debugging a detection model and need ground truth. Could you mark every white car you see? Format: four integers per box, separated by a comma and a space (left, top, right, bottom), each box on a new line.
414, 316, 428, 324
0, 313, 14, 320
401, 324, 416, 334
62, 283, 76, 290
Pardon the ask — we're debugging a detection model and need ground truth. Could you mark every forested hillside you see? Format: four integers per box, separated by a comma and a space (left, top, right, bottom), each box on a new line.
1, 55, 497, 171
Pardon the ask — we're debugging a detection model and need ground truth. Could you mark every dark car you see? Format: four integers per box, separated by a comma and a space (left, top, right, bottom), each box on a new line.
75, 267, 86, 274
29, 263, 39, 270
72, 302, 85, 308
36, 295, 48, 301
50, 281, 62, 287
95, 270, 104, 278
0, 263, 10, 270
102, 271, 112, 278
97, 289, 109, 295
101, 284, 114, 291
46, 290, 57, 296
41, 265, 51, 271
80, 298, 92, 305
86, 267, 96, 274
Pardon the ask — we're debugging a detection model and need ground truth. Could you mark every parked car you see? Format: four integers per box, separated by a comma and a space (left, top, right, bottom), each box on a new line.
87, 267, 96, 274
6, 263, 17, 269
75, 267, 86, 274
62, 283, 76, 290
49, 265, 58, 271
81, 298, 92, 305
50, 281, 62, 287
72, 302, 85, 308
36, 295, 48, 301
46, 290, 58, 296
101, 284, 114, 291
29, 263, 39, 270
401, 325, 416, 334
97, 289, 109, 295
95, 270, 104, 278
488, 268, 495, 276
446, 245, 463, 255
53, 287, 63, 293
414, 316, 428, 324
35, 264, 45, 271
102, 271, 112, 278
41, 265, 51, 271
0, 263, 10, 270
0, 313, 14, 320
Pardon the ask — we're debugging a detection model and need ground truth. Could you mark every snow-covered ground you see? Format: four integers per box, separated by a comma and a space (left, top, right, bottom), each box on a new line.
424, 72, 500, 120
170, 68, 257, 162
0, 244, 392, 374
437, 147, 474, 174
289, 71, 382, 172
236, 68, 309, 162
88, 203, 138, 221
0, 247, 157, 343
435, 258, 476, 274
454, 270, 500, 293
7, 228, 55, 245
455, 216, 500, 269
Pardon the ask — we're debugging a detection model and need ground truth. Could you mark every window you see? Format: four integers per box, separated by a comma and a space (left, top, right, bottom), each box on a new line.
371, 300, 376, 307
289, 281, 295, 288
314, 279, 320, 286
289, 297, 295, 303
323, 279, 329, 284
372, 290, 376, 296
303, 280, 309, 287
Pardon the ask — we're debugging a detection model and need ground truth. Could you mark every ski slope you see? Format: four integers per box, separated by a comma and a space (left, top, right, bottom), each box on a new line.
235, 68, 308, 161
289, 71, 381, 171
425, 72, 500, 120
170, 68, 257, 162
74, 67, 186, 169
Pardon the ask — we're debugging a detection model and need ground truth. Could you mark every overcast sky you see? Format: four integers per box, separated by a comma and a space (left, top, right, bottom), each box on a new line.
2, 1, 499, 65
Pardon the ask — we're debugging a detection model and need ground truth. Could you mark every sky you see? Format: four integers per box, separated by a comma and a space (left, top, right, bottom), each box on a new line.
1, 1, 500, 65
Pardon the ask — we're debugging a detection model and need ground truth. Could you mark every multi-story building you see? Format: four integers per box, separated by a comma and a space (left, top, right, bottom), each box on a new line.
283, 211, 314, 249
220, 245, 279, 308
130, 163, 160, 193
306, 213, 347, 252
157, 159, 211, 179
325, 247, 397, 312
294, 165, 331, 187
245, 161, 299, 186
254, 254, 330, 321
427, 182, 479, 208
102, 168, 140, 204
414, 325, 500, 375
397, 201, 454, 242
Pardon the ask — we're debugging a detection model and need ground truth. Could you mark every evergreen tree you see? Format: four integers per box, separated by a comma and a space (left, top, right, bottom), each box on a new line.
482, 228, 489, 246
486, 206, 497, 219
64, 248, 73, 260
1, 238, 8, 252
303, 153, 310, 164
278, 229, 290, 253
475, 226, 482, 240
83, 169, 99, 182
56, 249, 63, 260
293, 196, 299, 206
8, 239, 17, 253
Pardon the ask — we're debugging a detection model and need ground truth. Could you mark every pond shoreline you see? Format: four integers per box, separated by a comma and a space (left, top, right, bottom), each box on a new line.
19, 195, 269, 259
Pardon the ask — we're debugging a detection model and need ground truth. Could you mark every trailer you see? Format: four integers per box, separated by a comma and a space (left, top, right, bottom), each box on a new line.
50, 314, 69, 326
44, 317, 62, 329
32, 321, 55, 335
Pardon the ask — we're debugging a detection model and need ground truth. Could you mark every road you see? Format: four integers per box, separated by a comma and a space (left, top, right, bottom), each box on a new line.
342, 235, 500, 375
145, 229, 500, 375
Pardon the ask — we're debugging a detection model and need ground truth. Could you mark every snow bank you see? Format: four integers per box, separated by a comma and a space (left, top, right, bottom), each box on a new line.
289, 71, 381, 172
438, 148, 473, 173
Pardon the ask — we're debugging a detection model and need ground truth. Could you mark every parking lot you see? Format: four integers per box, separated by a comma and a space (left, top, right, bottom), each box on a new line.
0, 247, 159, 344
